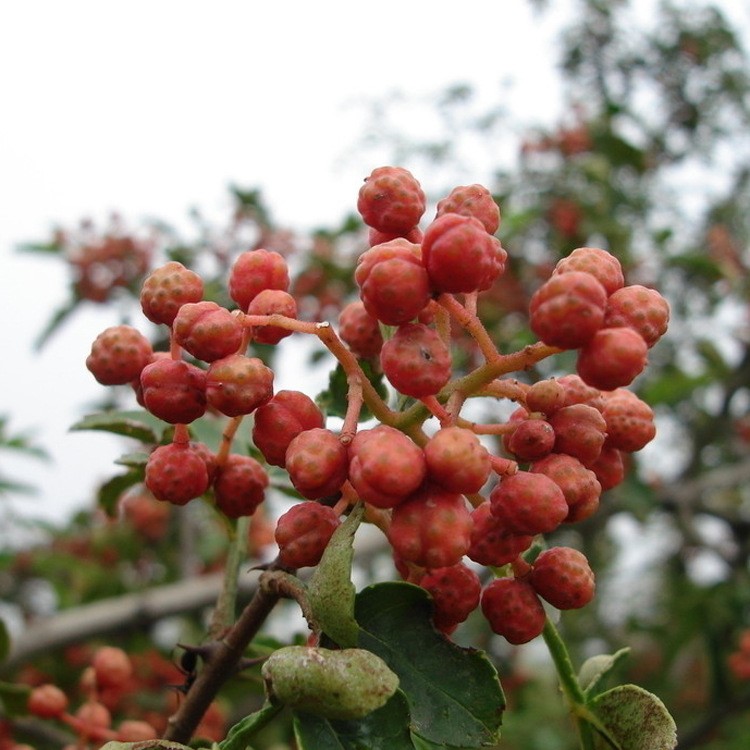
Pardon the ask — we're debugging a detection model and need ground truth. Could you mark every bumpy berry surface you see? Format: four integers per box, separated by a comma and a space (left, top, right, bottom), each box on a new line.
525, 378, 567, 415
549, 403, 607, 467
140, 359, 207, 424
468, 501, 533, 567
92, 646, 133, 689
421, 213, 506, 293
338, 300, 384, 358
86, 325, 153, 386
553, 246, 625, 296
601, 388, 656, 452
252, 390, 325, 467
172, 301, 244, 362
435, 183, 501, 234
140, 261, 204, 326
380, 323, 452, 398
531, 453, 601, 523
27, 684, 68, 718
557, 374, 605, 411
589, 446, 626, 491
246, 288, 297, 344
529, 547, 595, 609
213, 454, 269, 518
529, 270, 607, 349
275, 502, 341, 568
388, 486, 472, 569
481, 578, 546, 645
504, 417, 556, 462
145, 442, 210, 505
577, 326, 648, 390
490, 471, 569, 535
348, 426, 426, 508
228, 248, 290, 312
75, 701, 112, 738
420, 562, 482, 631
604, 284, 670, 347
354, 239, 431, 325
285, 428, 348, 500
424, 426, 491, 494
357, 166, 426, 234
206, 354, 274, 417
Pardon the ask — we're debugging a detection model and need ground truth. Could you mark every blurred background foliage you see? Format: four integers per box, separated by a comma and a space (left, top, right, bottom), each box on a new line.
3, 0, 750, 748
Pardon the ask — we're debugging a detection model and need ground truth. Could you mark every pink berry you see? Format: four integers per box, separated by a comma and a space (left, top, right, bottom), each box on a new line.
172, 301, 244, 362
549, 403, 607, 467
424, 426, 491, 494
213, 454, 269, 518
145, 442, 210, 505
357, 166, 426, 234
435, 183, 501, 234
531, 453, 601, 524
420, 562, 482, 632
338, 300, 384, 358
601, 388, 656, 452
577, 326, 648, 390
553, 247, 624, 296
246, 289, 297, 345
529, 547, 595, 610
140, 359, 207, 424
206, 354, 274, 417
467, 502, 533, 567
229, 249, 290, 312
604, 284, 670, 347
140, 261, 204, 326
285, 428, 348, 500
86, 325, 153, 386
275, 502, 341, 568
481, 578, 546, 645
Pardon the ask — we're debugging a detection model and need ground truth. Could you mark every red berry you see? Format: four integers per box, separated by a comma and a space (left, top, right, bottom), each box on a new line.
74, 701, 112, 739
86, 325, 153, 385
140, 261, 204, 326
577, 326, 648, 390
214, 454, 269, 518
275, 502, 341, 568
504, 417, 556, 462
489, 471, 569, 535
601, 388, 656, 452
420, 562, 482, 631
553, 247, 624, 296
172, 301, 244, 362
557, 374, 605, 411
468, 502, 534, 567
119, 489, 171, 541
424, 427, 491, 494
116, 720, 158, 742
27, 684, 68, 718
380, 323, 452, 398
355, 239, 431, 325
145, 442, 210, 505
421, 213, 506, 293
589, 446, 626, 491
338, 300, 384, 359
92, 646, 132, 689
140, 358, 207, 424
525, 378, 567, 415
229, 249, 290, 312
388, 486, 473, 569
604, 284, 670, 347
285, 428, 348, 500
549, 403, 607, 466
529, 271, 607, 349
481, 578, 546, 645
435, 183, 501, 234
529, 547, 595, 609
348, 426, 426, 508
252, 390, 325, 467
531, 453, 601, 523
357, 166, 426, 234
246, 289, 297, 345
206, 354, 274, 417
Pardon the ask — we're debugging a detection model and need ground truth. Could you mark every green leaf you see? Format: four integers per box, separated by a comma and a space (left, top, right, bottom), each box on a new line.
0, 619, 9, 661
97, 470, 144, 517
0, 681, 30, 717
355, 582, 504, 747
579, 648, 630, 697
219, 702, 282, 750
589, 684, 677, 750
293, 691, 414, 750
17, 241, 63, 254
33, 299, 79, 351
114, 452, 150, 469
70, 412, 159, 444
308, 503, 364, 647
99, 742, 193, 750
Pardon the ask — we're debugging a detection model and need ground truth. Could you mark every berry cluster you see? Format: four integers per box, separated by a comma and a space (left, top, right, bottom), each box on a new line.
85, 165, 669, 646
728, 629, 750, 681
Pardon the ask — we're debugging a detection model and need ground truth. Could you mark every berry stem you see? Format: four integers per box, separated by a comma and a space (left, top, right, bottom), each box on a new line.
340, 375, 364, 444
419, 395, 451, 425
437, 293, 499, 363
216, 415, 245, 466
173, 424, 191, 445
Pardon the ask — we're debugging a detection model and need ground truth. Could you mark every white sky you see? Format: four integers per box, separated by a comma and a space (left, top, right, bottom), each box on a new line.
0, 1, 572, 526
